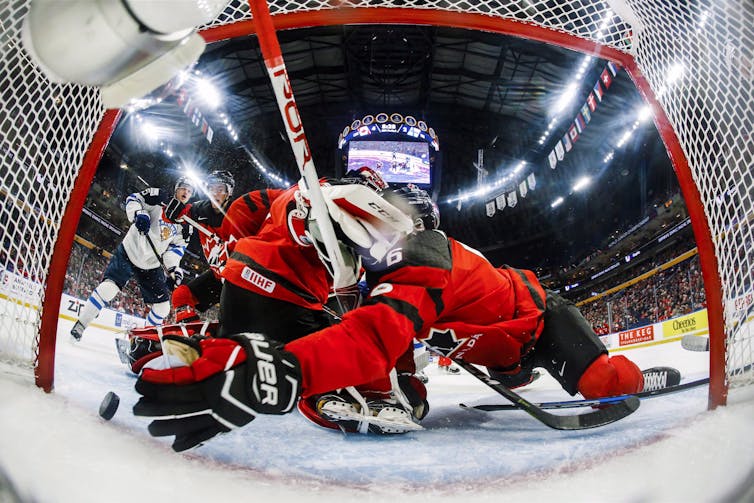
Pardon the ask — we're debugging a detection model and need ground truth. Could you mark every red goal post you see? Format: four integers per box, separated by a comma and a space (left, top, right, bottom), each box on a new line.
0, 1, 750, 407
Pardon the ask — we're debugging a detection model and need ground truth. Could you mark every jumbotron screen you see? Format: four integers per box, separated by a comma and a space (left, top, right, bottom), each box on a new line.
346, 140, 431, 185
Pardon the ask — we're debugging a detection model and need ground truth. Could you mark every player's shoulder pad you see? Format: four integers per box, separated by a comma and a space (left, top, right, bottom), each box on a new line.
139, 187, 168, 206
386, 230, 451, 272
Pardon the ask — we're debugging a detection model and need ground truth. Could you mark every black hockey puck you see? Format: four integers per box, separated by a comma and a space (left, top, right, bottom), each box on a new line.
99, 391, 120, 420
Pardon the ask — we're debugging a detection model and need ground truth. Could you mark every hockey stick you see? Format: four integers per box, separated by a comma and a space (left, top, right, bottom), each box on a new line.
681, 334, 710, 352
461, 376, 711, 411
248, 0, 357, 291
454, 359, 640, 430
144, 233, 170, 276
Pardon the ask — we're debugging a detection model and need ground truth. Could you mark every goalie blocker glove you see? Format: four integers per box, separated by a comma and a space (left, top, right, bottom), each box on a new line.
133, 333, 301, 452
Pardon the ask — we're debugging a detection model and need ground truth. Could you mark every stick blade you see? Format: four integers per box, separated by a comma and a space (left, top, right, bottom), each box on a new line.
681, 334, 710, 352
542, 396, 640, 430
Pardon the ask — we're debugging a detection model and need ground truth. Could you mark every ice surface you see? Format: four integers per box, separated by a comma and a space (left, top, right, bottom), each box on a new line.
0, 320, 752, 502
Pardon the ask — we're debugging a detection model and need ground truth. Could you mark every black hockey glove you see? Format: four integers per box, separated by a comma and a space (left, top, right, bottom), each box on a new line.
164, 197, 188, 222
133, 210, 151, 234
133, 333, 301, 452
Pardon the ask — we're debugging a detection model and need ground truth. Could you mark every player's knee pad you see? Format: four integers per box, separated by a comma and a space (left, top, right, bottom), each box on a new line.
577, 354, 643, 399
93, 280, 121, 305
146, 301, 171, 326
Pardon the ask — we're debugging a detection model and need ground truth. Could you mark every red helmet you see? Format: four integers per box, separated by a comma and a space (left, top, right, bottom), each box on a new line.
342, 166, 388, 192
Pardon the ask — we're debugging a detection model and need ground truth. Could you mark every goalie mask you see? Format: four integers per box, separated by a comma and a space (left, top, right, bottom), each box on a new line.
339, 166, 388, 193
307, 181, 414, 273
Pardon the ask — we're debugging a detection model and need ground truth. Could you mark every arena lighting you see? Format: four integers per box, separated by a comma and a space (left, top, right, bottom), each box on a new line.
446, 159, 527, 203
139, 119, 159, 141
572, 176, 591, 191
194, 77, 221, 110
553, 82, 578, 115
551, 196, 564, 208
637, 105, 653, 122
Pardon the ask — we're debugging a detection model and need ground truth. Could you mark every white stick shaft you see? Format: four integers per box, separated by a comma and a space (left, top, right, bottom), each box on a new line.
249, 0, 354, 290
181, 214, 214, 238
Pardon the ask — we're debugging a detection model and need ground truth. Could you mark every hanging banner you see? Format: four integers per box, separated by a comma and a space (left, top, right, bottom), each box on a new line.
540, 62, 620, 177
593, 81, 604, 102
568, 124, 579, 143
519, 180, 528, 198
507, 191, 517, 208
495, 193, 506, 210
575, 114, 585, 133
562, 133, 572, 152
581, 103, 592, 123
548, 150, 558, 169
600, 68, 613, 89
527, 172, 536, 190
587, 92, 598, 111
555, 141, 565, 161
486, 201, 496, 217
176, 90, 214, 144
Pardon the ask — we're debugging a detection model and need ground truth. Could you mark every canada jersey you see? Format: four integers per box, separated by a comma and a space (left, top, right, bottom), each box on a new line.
187, 190, 283, 275
286, 231, 547, 396
221, 186, 331, 310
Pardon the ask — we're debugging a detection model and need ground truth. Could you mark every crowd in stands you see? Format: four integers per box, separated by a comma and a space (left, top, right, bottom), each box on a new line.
64, 242, 149, 318
63, 242, 220, 323
579, 252, 706, 335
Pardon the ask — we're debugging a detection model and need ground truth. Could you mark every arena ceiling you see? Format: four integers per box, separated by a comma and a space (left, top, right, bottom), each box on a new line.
100, 24, 683, 279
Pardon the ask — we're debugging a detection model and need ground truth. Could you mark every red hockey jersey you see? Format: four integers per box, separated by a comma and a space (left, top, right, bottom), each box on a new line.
286, 230, 547, 396
184, 189, 283, 276
221, 185, 332, 310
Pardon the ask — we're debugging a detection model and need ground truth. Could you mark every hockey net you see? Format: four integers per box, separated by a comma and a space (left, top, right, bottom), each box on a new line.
0, 0, 751, 404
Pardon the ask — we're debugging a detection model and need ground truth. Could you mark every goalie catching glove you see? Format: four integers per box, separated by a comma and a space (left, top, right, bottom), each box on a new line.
133, 333, 301, 452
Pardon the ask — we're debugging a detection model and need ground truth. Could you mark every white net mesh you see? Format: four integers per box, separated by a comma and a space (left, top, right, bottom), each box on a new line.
0, 0, 751, 391
0, 0, 104, 372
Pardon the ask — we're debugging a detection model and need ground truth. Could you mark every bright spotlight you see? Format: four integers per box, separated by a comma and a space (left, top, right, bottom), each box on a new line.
551, 197, 564, 208
140, 120, 158, 141
195, 78, 221, 109
572, 176, 591, 192
554, 83, 578, 114
637, 105, 653, 122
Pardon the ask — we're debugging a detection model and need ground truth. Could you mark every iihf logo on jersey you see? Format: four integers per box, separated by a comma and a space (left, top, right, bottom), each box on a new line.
423, 327, 465, 357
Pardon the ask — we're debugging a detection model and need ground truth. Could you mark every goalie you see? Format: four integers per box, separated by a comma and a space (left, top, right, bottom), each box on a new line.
132, 183, 681, 449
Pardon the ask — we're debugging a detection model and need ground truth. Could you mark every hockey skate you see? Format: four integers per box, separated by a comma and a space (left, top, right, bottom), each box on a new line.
641, 367, 681, 392
299, 392, 424, 435
298, 374, 429, 435
70, 321, 85, 342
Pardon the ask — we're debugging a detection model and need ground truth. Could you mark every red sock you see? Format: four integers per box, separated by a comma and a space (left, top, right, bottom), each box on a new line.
577, 354, 644, 398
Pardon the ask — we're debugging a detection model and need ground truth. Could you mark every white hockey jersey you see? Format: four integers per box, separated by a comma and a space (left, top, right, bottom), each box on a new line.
122, 188, 187, 271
